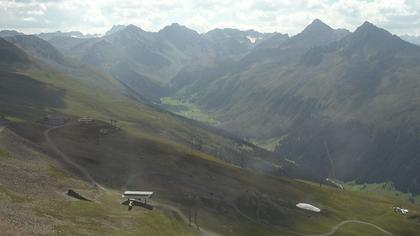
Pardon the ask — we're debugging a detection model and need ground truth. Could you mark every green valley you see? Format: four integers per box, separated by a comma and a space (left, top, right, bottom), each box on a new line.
1, 5, 420, 235
160, 97, 220, 126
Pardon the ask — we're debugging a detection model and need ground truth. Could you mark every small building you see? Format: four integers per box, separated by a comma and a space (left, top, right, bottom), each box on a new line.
78, 117, 95, 124
326, 178, 344, 189
393, 207, 409, 215
42, 115, 68, 126
296, 203, 321, 212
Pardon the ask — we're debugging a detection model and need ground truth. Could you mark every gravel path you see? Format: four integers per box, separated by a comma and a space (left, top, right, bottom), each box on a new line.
47, 124, 219, 236
299, 220, 394, 236
44, 124, 105, 190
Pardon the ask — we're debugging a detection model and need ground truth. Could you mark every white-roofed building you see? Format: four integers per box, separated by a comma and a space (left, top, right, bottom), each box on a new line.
296, 203, 321, 212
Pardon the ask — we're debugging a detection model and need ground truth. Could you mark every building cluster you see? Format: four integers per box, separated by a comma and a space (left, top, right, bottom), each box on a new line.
393, 207, 409, 215
40, 115, 69, 126
78, 117, 95, 124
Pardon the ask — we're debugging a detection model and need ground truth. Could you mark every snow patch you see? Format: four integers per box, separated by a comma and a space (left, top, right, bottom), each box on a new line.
247, 36, 261, 43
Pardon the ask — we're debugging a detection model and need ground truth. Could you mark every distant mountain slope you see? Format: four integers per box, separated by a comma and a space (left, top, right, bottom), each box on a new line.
400, 34, 420, 46
2, 23, 420, 236
0, 37, 291, 178
48, 23, 281, 102
50, 24, 216, 85
38, 31, 85, 41
4, 35, 65, 64
204, 28, 275, 56
0, 38, 29, 64
172, 19, 350, 101
253, 32, 289, 50
0, 30, 23, 37
284, 19, 350, 49
172, 21, 420, 194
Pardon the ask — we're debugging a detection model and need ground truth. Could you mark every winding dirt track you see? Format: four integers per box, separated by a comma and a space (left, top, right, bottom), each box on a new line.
44, 123, 219, 236
154, 202, 219, 236
233, 200, 393, 236
44, 124, 105, 190
44, 124, 391, 236
299, 220, 394, 236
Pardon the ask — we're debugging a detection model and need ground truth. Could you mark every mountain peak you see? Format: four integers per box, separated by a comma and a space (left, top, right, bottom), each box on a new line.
105, 24, 145, 36
342, 21, 414, 53
169, 22, 181, 27
312, 18, 325, 25
159, 23, 196, 34
354, 21, 391, 37
302, 19, 332, 33
285, 19, 347, 49
358, 21, 380, 31
159, 23, 200, 39
125, 24, 144, 32
105, 25, 127, 36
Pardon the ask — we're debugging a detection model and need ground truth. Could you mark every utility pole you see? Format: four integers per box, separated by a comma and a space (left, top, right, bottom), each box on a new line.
255, 191, 260, 221
109, 119, 118, 129
96, 131, 100, 145
194, 195, 198, 227
188, 194, 192, 226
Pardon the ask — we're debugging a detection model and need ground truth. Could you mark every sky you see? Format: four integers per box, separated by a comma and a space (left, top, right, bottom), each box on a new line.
1, 0, 420, 36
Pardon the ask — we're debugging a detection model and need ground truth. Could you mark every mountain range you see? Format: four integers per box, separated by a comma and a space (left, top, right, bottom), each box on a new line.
1, 18, 420, 235
5, 24, 274, 102
169, 20, 420, 195
3, 19, 419, 194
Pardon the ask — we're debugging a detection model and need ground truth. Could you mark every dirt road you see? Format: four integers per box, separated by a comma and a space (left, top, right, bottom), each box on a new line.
300, 220, 394, 236
45, 124, 219, 236
44, 124, 105, 190
154, 202, 219, 236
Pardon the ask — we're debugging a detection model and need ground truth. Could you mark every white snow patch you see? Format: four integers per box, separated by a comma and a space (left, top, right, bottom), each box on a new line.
247, 36, 261, 43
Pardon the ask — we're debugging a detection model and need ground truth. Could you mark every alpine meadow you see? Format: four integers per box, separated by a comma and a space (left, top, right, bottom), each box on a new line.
1, 1, 420, 235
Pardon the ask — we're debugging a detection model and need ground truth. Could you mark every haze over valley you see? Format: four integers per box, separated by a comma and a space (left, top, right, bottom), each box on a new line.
1, 1, 420, 235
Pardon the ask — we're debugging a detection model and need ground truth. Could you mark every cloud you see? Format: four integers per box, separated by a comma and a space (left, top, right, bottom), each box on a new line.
1, 0, 420, 36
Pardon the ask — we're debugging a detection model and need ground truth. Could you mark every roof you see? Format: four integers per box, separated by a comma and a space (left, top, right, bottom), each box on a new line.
123, 191, 154, 196
296, 203, 321, 212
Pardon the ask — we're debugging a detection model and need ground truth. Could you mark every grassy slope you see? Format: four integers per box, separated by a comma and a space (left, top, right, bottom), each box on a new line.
0, 55, 284, 173
1, 80, 420, 236
28, 121, 420, 236
160, 96, 289, 152
0, 127, 197, 235
170, 27, 420, 196
250, 136, 289, 152
344, 181, 420, 205
160, 97, 220, 126
1, 42, 419, 235
331, 223, 390, 236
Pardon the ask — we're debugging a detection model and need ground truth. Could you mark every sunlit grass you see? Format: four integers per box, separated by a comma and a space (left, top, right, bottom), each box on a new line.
160, 97, 220, 126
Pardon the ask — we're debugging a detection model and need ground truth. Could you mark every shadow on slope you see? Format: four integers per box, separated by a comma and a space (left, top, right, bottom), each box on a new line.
0, 71, 66, 119
33, 121, 420, 236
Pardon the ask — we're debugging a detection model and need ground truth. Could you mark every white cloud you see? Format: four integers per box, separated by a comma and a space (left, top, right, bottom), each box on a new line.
0, 0, 420, 36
